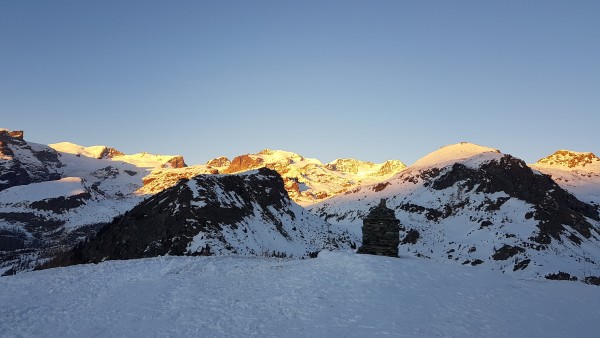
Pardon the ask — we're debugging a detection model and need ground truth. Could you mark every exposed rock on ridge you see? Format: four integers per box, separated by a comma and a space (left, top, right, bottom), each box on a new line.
44, 168, 354, 268
0, 129, 62, 192
310, 143, 600, 282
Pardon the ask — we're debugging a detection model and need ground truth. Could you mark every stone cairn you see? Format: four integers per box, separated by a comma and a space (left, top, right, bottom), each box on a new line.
357, 198, 401, 257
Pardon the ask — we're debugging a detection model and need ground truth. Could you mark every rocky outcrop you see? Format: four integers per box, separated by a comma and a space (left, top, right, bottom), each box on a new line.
164, 155, 187, 168
206, 156, 231, 168
326, 159, 369, 174
43, 168, 354, 268
311, 143, 600, 282
224, 155, 264, 173
143, 149, 407, 206
536, 150, 600, 169
531, 150, 600, 209
377, 160, 407, 176
8, 130, 24, 140
0, 129, 62, 192
432, 155, 599, 245
98, 147, 124, 159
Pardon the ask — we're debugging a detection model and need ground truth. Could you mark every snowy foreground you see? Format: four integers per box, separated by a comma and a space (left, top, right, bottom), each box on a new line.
1, 252, 599, 338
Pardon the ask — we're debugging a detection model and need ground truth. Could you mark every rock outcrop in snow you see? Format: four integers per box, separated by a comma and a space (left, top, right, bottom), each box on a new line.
0, 129, 62, 192
4, 128, 600, 286
310, 142, 600, 282
534, 150, 600, 170
531, 150, 600, 208
45, 168, 354, 267
1, 133, 191, 275
142, 149, 407, 205
49, 142, 124, 159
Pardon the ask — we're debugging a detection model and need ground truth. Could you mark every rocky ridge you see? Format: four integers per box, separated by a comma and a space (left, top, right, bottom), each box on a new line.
140, 149, 407, 205
0, 130, 190, 274
310, 143, 600, 283
0, 130, 62, 192
534, 150, 600, 170
45, 168, 354, 267
531, 150, 600, 208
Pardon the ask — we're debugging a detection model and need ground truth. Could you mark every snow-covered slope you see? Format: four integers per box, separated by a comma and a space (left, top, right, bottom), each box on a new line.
46, 168, 354, 267
141, 149, 407, 205
3, 252, 600, 337
49, 142, 124, 159
1, 130, 190, 274
531, 150, 600, 207
3, 130, 387, 274
310, 143, 600, 282
411, 142, 500, 169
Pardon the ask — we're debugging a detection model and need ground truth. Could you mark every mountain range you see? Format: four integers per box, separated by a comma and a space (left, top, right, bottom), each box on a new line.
311, 143, 600, 283
1, 128, 600, 285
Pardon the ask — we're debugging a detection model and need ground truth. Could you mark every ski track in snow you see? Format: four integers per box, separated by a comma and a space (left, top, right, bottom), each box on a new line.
1, 252, 598, 338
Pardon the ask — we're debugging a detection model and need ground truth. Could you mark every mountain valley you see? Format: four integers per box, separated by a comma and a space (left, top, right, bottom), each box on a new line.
1, 129, 600, 286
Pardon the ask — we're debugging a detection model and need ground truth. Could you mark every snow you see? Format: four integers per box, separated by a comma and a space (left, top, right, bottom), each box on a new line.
182, 173, 345, 257
1, 252, 599, 337
50, 141, 182, 168
412, 142, 500, 169
0, 177, 86, 204
220, 149, 407, 206
531, 166, 600, 205
309, 145, 600, 280
7, 142, 61, 175
531, 150, 600, 205
49, 142, 108, 159
115, 152, 180, 168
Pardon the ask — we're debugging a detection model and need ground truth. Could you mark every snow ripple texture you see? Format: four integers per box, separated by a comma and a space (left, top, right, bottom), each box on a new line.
1, 252, 599, 338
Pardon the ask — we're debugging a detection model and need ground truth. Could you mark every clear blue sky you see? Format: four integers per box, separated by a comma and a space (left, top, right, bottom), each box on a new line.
1, 1, 599, 165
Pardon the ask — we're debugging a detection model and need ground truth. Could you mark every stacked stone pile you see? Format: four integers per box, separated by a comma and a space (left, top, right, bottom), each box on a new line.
357, 199, 401, 257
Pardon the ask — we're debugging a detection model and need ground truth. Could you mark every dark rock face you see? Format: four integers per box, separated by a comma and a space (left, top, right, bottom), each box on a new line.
29, 193, 91, 214
401, 229, 420, 245
545, 271, 578, 281
0, 206, 102, 275
0, 129, 62, 192
432, 155, 600, 245
98, 147, 124, 159
492, 244, 525, 261
311, 148, 600, 281
357, 199, 401, 257
44, 168, 349, 268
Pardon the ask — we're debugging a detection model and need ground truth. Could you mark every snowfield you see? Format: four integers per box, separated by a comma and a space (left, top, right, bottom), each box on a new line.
1, 252, 599, 338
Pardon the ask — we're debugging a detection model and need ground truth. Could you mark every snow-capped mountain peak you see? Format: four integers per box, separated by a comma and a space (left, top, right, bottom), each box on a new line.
310, 144, 600, 282
534, 150, 600, 172
50, 142, 186, 169
140, 149, 407, 205
411, 142, 500, 169
531, 150, 600, 207
258, 148, 307, 163
325, 158, 407, 177
49, 142, 124, 160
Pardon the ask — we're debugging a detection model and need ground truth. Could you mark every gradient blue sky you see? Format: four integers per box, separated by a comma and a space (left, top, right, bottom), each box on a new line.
1, 1, 599, 165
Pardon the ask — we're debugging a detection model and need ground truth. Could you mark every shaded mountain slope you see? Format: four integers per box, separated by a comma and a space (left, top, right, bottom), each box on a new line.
310, 143, 600, 282
46, 168, 354, 267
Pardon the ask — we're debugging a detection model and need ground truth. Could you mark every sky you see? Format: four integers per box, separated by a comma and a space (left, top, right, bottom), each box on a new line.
1, 1, 599, 166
